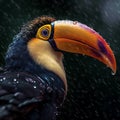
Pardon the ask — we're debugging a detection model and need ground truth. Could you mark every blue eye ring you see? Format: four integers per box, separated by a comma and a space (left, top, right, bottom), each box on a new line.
41, 29, 49, 37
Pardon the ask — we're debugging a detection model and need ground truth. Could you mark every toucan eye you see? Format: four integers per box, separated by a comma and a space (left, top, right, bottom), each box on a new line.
41, 29, 49, 37
36, 24, 52, 40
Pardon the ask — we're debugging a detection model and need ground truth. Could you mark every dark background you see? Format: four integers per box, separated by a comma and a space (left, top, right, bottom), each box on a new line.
0, 0, 120, 120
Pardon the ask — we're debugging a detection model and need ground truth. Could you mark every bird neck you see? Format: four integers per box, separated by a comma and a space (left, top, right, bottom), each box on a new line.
27, 38, 67, 90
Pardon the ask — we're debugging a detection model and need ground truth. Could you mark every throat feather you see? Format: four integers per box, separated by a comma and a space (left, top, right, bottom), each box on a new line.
27, 38, 67, 90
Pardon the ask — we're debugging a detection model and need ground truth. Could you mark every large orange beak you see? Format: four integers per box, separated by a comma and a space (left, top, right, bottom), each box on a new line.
49, 20, 116, 73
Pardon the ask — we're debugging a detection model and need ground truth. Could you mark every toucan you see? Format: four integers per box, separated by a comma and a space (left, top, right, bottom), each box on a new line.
0, 16, 116, 120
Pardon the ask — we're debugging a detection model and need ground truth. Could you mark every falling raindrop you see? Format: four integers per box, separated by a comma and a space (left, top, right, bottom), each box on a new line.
3, 77, 6, 80
16, 81, 19, 84
13, 78, 17, 82
33, 86, 37, 89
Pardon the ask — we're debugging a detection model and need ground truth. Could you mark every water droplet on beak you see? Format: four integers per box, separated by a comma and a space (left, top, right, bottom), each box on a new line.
111, 71, 115, 76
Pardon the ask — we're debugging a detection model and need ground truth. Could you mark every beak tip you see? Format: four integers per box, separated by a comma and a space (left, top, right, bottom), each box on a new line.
109, 52, 117, 75
97, 39, 117, 75
111, 62, 117, 75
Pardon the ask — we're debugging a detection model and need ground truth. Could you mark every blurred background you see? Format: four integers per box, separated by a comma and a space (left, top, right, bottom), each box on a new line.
0, 0, 120, 119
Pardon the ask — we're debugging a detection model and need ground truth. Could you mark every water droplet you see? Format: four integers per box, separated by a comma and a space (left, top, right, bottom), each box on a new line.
51, 77, 55, 81
55, 111, 59, 116
16, 81, 19, 84
111, 71, 115, 75
33, 86, 37, 89
73, 21, 78, 25
14, 78, 17, 82
47, 87, 52, 93
3, 77, 6, 80
26, 78, 35, 83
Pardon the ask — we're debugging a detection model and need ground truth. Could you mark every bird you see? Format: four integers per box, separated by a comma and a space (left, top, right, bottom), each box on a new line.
0, 16, 116, 120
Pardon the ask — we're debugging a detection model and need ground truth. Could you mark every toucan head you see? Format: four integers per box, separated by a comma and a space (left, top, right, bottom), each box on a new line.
27, 16, 116, 73
6, 16, 116, 91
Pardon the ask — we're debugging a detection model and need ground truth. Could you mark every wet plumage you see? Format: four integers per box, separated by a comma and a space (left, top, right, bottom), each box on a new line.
0, 16, 65, 120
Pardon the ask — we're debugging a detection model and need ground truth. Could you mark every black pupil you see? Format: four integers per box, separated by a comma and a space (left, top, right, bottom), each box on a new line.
42, 29, 49, 36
